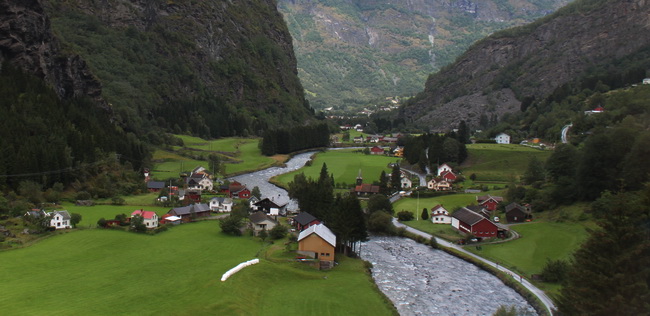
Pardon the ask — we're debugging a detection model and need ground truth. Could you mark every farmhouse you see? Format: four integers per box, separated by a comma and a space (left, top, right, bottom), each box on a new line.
49, 210, 71, 229
401, 177, 412, 189
451, 207, 506, 238
168, 203, 211, 222
476, 195, 504, 211
146, 181, 165, 192
428, 178, 451, 191
291, 212, 320, 231
370, 146, 384, 155
131, 210, 159, 229
494, 133, 511, 144
209, 197, 233, 213
505, 202, 532, 223
252, 198, 287, 216
440, 170, 458, 182
298, 223, 337, 266
437, 163, 453, 176
184, 188, 202, 204
430, 205, 451, 224
249, 211, 278, 236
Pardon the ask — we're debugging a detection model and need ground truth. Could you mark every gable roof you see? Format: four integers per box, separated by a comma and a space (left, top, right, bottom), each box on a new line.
451, 207, 486, 226
52, 210, 71, 220
505, 202, 530, 214
254, 198, 283, 209
131, 210, 157, 219
293, 212, 318, 226
476, 195, 504, 203
298, 223, 336, 247
354, 183, 380, 193
210, 197, 233, 204
249, 211, 277, 224
147, 181, 165, 189
430, 204, 449, 215
169, 204, 210, 216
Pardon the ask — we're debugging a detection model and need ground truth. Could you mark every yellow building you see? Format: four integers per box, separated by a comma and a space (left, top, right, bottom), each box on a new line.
297, 224, 336, 262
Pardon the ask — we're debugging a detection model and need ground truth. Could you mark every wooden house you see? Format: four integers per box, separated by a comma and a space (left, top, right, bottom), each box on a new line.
430, 205, 451, 224
252, 198, 286, 216
476, 195, 503, 211
291, 212, 320, 231
146, 181, 165, 192
451, 207, 505, 238
298, 223, 336, 263
249, 211, 277, 236
505, 202, 532, 223
131, 210, 159, 229
168, 203, 211, 222
48, 210, 71, 229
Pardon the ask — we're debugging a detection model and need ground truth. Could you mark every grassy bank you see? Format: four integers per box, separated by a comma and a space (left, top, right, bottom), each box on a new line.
462, 144, 552, 182
0, 222, 395, 316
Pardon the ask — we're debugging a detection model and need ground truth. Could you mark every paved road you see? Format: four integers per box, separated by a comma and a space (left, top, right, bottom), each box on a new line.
561, 124, 572, 144
392, 218, 557, 315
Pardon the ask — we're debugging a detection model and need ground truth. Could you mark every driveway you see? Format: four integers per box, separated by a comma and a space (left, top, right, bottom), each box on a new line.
392, 218, 556, 315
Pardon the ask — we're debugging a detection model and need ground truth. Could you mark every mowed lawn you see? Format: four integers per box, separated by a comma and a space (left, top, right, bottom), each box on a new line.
0, 222, 394, 316
462, 144, 552, 182
274, 149, 400, 186
468, 222, 589, 277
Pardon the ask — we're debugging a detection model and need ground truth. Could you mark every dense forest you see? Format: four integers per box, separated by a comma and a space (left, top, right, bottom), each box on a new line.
260, 122, 331, 155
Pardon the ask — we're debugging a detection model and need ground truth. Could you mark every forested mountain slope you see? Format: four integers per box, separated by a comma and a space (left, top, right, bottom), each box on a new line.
401, 0, 650, 131
278, 0, 571, 110
1, 0, 314, 141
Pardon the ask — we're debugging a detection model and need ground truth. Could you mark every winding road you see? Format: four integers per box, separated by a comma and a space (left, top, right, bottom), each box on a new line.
392, 218, 557, 315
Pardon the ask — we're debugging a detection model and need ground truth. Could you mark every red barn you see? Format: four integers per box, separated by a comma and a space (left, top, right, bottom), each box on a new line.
451, 207, 502, 238
476, 195, 503, 211
291, 212, 321, 231
370, 146, 384, 155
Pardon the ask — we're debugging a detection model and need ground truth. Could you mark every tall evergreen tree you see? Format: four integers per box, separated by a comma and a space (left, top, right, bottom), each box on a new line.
390, 164, 401, 192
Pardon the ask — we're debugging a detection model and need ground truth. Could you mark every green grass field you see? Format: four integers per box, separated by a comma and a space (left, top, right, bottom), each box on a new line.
467, 222, 589, 277
59, 203, 171, 228
462, 144, 552, 182
0, 222, 394, 315
274, 149, 400, 186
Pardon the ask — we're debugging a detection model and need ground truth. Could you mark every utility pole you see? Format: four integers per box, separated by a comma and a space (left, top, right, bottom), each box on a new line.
416, 190, 419, 221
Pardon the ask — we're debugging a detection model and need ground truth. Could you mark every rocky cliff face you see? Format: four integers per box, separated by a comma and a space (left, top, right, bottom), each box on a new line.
0, 0, 102, 102
278, 0, 571, 110
403, 0, 650, 131
1, 0, 312, 137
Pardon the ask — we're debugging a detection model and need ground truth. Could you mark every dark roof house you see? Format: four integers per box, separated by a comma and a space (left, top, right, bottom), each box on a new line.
292, 212, 321, 231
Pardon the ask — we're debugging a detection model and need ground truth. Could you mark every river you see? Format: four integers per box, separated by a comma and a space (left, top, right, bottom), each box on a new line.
230, 151, 536, 315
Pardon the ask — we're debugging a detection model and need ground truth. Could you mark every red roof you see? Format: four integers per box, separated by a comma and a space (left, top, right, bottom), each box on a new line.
370, 146, 384, 153
131, 210, 157, 219
593, 106, 604, 112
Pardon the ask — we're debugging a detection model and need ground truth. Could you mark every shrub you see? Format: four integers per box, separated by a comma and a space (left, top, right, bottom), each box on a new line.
397, 211, 414, 221
76, 191, 91, 201
219, 215, 242, 236
429, 237, 438, 249
540, 258, 569, 283
269, 224, 287, 240
368, 211, 395, 234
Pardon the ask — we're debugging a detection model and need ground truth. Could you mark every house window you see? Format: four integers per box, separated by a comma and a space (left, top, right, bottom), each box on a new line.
57, 223, 60, 226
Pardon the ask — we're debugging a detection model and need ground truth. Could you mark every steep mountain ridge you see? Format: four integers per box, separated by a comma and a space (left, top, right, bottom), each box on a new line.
402, 0, 650, 131
0, 0, 102, 102
279, 0, 571, 110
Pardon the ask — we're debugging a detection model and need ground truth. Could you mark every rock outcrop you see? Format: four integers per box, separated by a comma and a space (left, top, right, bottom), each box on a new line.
0, 0, 103, 102
403, 0, 650, 131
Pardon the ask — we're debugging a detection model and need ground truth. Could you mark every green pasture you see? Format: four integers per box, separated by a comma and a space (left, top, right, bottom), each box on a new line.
94, 192, 161, 206
274, 149, 400, 186
174, 135, 242, 152
58, 203, 171, 228
152, 149, 206, 177
462, 144, 552, 182
226, 139, 278, 175
467, 222, 589, 277
0, 222, 394, 316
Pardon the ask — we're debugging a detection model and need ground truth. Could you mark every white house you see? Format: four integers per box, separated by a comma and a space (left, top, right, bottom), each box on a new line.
494, 133, 511, 144
430, 205, 451, 224
49, 210, 71, 229
131, 210, 159, 229
186, 175, 213, 191
437, 163, 453, 176
209, 197, 233, 213
401, 177, 412, 189
643, 78, 650, 85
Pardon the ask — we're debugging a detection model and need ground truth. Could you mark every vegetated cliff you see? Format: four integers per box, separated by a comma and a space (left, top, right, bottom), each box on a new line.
402, 0, 650, 131
0, 0, 103, 103
2, 0, 314, 139
278, 0, 571, 110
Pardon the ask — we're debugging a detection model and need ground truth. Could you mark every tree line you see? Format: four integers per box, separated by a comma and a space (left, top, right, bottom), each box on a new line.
401, 124, 469, 171
260, 122, 330, 155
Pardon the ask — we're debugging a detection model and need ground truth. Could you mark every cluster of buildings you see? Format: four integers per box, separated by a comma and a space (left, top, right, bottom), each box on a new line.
427, 196, 532, 240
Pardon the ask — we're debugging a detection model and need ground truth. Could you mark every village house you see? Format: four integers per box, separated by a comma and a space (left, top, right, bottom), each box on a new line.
252, 198, 287, 216
249, 211, 278, 236
466, 205, 492, 219
184, 188, 202, 204
160, 214, 182, 225
370, 146, 384, 155
291, 212, 321, 231
451, 207, 506, 238
430, 205, 451, 224
131, 210, 159, 229
494, 133, 511, 144
168, 203, 211, 222
146, 181, 165, 192
401, 177, 412, 189
393, 146, 404, 157
353, 136, 364, 143
440, 170, 458, 182
48, 210, 71, 229
298, 223, 337, 268
427, 178, 451, 191
505, 202, 533, 223
209, 197, 233, 213
437, 163, 453, 176
476, 195, 504, 211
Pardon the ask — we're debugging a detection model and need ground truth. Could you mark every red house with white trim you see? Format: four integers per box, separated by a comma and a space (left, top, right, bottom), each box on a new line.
440, 170, 458, 182
451, 207, 502, 238
476, 195, 503, 211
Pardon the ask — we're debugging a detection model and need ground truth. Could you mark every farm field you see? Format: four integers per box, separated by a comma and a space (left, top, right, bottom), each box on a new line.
0, 222, 394, 316
151, 136, 279, 178
274, 149, 400, 187
461, 144, 552, 183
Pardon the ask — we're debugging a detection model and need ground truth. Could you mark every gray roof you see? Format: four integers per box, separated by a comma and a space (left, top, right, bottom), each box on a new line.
52, 210, 71, 220
451, 207, 485, 226
147, 181, 166, 189
505, 202, 530, 214
249, 211, 277, 224
293, 212, 318, 226
169, 203, 210, 216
